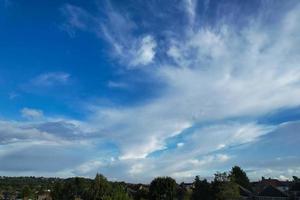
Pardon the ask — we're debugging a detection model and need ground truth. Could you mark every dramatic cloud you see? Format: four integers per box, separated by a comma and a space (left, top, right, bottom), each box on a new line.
1, 0, 300, 182
86, 3, 300, 159
75, 1, 300, 180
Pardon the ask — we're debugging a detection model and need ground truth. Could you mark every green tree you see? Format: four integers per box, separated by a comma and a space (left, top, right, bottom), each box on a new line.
85, 174, 132, 200
191, 176, 212, 200
21, 185, 32, 199
110, 183, 132, 200
52, 178, 91, 200
177, 182, 187, 200
51, 182, 64, 200
134, 185, 149, 200
88, 173, 112, 200
149, 177, 177, 200
61, 181, 75, 200
293, 176, 299, 182
212, 172, 239, 200
229, 166, 251, 190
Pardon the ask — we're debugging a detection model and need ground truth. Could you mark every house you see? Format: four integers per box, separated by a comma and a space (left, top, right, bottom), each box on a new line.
253, 178, 290, 194
239, 185, 253, 200
289, 182, 300, 200
255, 185, 288, 200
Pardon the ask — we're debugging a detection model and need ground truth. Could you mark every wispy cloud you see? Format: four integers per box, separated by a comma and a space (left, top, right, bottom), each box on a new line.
60, 4, 100, 37
31, 72, 70, 87
90, 8, 300, 158
75, 0, 300, 180
129, 35, 157, 67
184, 0, 197, 27
8, 92, 19, 100
107, 81, 128, 89
61, 3, 157, 69
21, 107, 43, 119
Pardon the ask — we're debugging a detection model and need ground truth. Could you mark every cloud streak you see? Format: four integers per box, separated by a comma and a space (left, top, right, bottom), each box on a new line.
31, 72, 70, 87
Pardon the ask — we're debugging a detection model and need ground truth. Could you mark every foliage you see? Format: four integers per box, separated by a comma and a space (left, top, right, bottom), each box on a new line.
0, 176, 61, 191
229, 166, 251, 190
191, 176, 212, 200
177, 183, 187, 200
110, 183, 132, 200
51, 177, 91, 200
293, 176, 299, 182
0, 166, 255, 200
212, 172, 239, 200
21, 185, 32, 198
130, 184, 149, 200
87, 173, 112, 199
51, 174, 132, 200
149, 177, 177, 200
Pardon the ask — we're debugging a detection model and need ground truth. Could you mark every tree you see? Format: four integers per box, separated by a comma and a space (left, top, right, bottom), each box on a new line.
229, 166, 251, 190
177, 182, 187, 200
22, 185, 32, 199
88, 173, 112, 200
110, 183, 132, 200
191, 176, 212, 200
293, 176, 299, 182
216, 181, 239, 200
85, 174, 132, 200
133, 185, 149, 200
212, 172, 239, 200
149, 177, 177, 200
51, 182, 64, 200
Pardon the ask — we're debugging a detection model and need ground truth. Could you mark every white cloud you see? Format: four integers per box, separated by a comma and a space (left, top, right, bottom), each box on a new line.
2, 1, 299, 181
75, 2, 300, 180
60, 4, 100, 37
129, 35, 157, 67
74, 159, 103, 174
177, 142, 184, 148
129, 163, 145, 175
8, 92, 19, 100
184, 0, 197, 26
217, 154, 230, 162
107, 81, 128, 89
0, 120, 48, 144
0, 118, 96, 146
21, 108, 43, 119
31, 72, 70, 87
79, 2, 300, 164
91, 107, 192, 159
248, 167, 300, 181
62, 3, 156, 69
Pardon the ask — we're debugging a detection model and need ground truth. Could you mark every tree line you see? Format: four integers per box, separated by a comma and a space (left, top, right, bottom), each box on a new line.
147, 166, 251, 200
0, 166, 254, 200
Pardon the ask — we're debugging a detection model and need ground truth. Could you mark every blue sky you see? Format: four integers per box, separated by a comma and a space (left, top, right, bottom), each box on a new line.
0, 0, 300, 183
